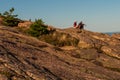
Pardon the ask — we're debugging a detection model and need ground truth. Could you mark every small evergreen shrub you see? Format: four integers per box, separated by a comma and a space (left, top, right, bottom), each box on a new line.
3, 16, 20, 27
1, 7, 20, 27
0, 13, 2, 16
27, 19, 49, 37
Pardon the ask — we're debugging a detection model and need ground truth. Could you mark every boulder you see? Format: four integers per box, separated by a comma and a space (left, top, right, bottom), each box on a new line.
18, 21, 33, 29
112, 33, 120, 40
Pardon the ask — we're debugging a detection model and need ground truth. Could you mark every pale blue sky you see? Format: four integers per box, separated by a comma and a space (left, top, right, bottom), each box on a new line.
0, 0, 120, 32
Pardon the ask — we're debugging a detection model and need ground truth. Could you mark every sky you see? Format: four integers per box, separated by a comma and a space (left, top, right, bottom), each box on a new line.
0, 0, 120, 32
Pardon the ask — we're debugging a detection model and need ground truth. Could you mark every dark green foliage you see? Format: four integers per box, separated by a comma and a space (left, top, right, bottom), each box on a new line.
3, 17, 20, 27
34, 19, 44, 25
27, 19, 49, 37
1, 7, 20, 27
0, 13, 2, 16
3, 8, 18, 18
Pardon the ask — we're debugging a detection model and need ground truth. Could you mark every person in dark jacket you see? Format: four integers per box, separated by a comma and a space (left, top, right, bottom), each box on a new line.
78, 21, 85, 29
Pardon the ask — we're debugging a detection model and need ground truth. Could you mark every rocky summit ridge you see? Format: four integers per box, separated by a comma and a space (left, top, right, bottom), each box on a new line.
0, 26, 120, 80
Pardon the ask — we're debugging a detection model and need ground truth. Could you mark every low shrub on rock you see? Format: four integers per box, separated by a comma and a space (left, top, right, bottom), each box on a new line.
1, 7, 21, 27
27, 19, 49, 37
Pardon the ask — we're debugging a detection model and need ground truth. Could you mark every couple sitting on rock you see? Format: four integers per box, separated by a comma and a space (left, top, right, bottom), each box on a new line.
73, 21, 85, 29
